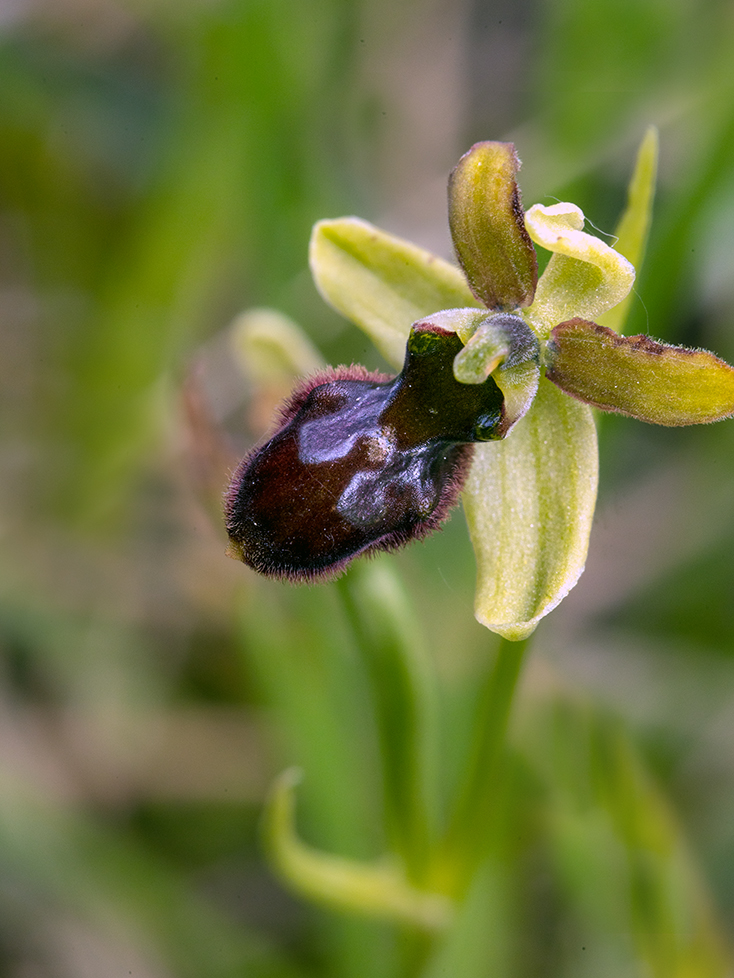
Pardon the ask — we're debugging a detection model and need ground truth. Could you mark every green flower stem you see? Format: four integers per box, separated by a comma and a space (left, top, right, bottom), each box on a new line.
336, 560, 436, 887
437, 637, 529, 897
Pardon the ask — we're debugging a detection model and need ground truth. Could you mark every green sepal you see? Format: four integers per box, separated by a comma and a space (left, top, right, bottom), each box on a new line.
546, 319, 734, 425
448, 141, 538, 311
262, 769, 452, 931
309, 218, 479, 369
597, 126, 659, 333
462, 380, 598, 640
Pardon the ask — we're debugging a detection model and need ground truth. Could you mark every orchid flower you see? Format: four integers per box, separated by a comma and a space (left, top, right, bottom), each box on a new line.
226, 131, 734, 640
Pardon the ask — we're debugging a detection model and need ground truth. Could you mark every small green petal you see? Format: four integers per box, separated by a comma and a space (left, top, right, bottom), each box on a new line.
448, 141, 538, 311
310, 218, 479, 369
263, 769, 452, 931
546, 319, 734, 425
524, 202, 635, 339
462, 380, 598, 641
598, 126, 659, 334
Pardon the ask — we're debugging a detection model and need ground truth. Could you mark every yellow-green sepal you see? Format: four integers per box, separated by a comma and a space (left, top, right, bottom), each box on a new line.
262, 769, 452, 931
462, 380, 598, 640
448, 141, 538, 311
546, 319, 734, 425
597, 126, 659, 334
309, 218, 479, 369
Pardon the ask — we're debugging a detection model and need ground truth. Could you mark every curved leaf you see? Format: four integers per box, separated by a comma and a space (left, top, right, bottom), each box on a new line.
263, 769, 452, 931
462, 380, 598, 640
310, 218, 479, 369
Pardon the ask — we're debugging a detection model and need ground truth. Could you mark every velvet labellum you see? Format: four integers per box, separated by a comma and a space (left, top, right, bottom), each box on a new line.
225, 323, 505, 580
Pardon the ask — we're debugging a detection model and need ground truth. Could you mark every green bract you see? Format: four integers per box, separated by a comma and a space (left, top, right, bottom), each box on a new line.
263, 769, 451, 930
310, 130, 734, 640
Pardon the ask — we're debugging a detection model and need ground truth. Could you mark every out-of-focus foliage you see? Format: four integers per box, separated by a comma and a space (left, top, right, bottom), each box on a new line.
3, 0, 734, 975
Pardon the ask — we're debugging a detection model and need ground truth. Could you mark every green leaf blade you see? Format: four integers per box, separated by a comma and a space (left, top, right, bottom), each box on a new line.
462, 380, 598, 640
310, 218, 479, 369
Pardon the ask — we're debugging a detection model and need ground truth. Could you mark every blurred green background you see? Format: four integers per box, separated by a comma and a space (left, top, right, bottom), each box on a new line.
3, 0, 734, 975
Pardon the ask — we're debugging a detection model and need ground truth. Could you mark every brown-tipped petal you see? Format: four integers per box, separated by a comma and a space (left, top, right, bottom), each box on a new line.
546, 319, 734, 425
448, 141, 538, 311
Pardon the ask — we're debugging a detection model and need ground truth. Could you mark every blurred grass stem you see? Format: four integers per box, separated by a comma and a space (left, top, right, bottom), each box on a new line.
336, 562, 436, 888
439, 637, 529, 897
